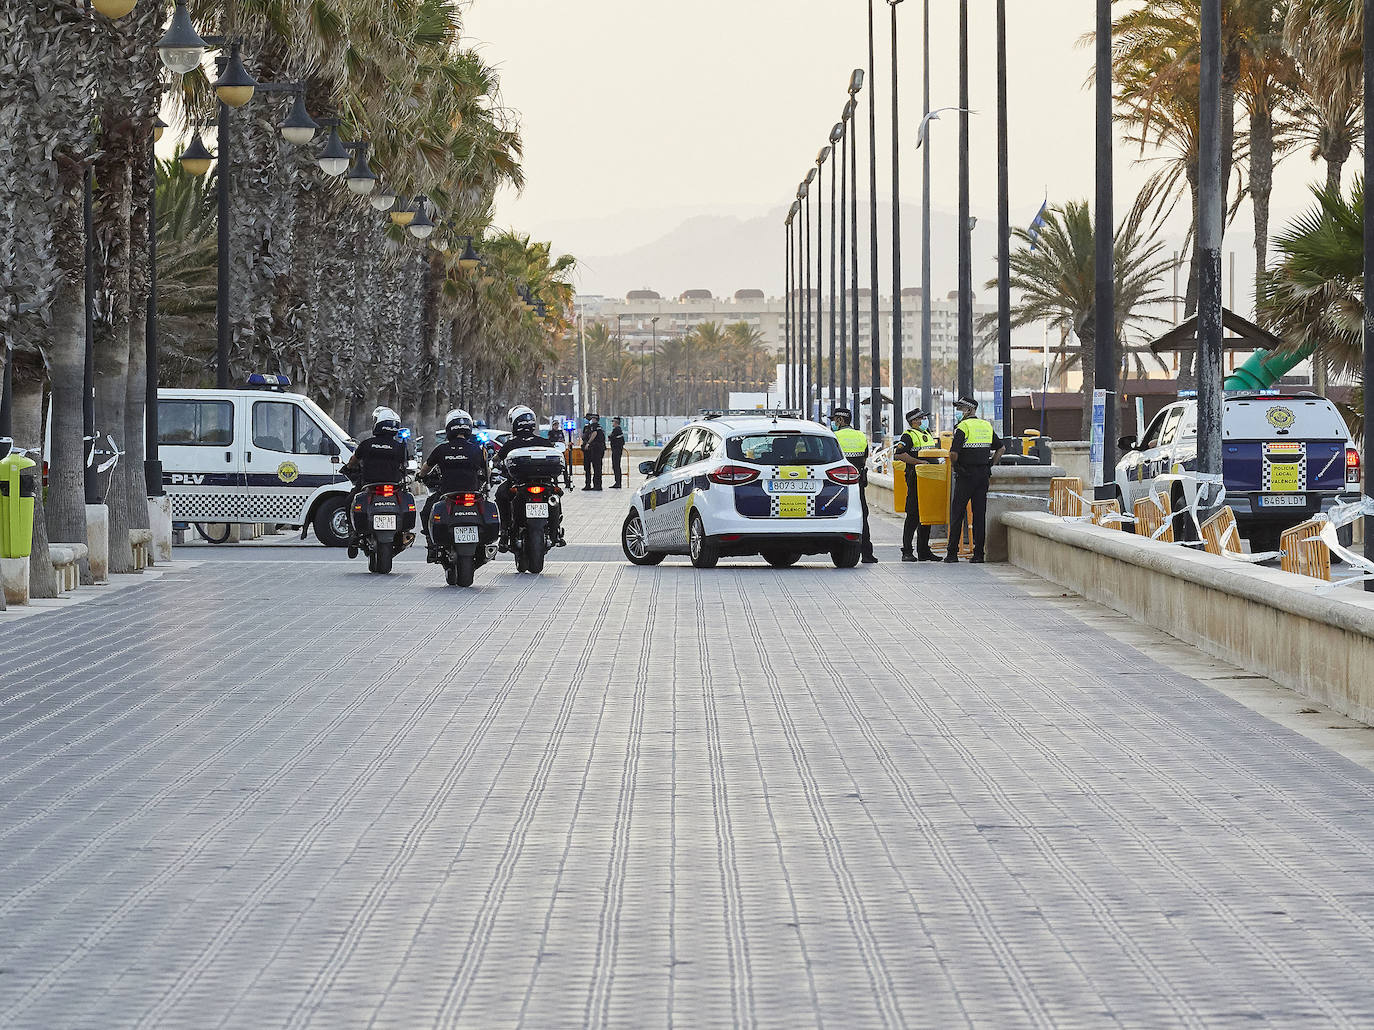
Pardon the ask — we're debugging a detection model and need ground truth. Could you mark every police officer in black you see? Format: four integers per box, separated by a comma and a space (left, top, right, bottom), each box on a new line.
340, 406, 409, 553
582, 412, 606, 490
945, 396, 1004, 563
893, 407, 940, 561
609, 416, 626, 488
418, 408, 488, 561
547, 420, 574, 488
830, 407, 877, 563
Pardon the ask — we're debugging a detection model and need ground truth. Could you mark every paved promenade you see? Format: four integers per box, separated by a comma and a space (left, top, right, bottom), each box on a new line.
4, 478, 1374, 1028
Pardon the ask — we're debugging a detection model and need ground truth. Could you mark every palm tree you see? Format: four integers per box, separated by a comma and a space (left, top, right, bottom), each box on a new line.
978, 191, 1175, 438
1257, 179, 1364, 393
1284, 0, 1363, 194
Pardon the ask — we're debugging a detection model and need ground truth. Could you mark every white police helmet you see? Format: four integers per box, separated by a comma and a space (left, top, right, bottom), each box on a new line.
445, 408, 474, 438
508, 404, 537, 434
372, 406, 402, 436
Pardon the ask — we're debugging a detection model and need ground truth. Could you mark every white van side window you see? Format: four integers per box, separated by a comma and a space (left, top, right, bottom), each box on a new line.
253, 400, 327, 454
159, 400, 233, 446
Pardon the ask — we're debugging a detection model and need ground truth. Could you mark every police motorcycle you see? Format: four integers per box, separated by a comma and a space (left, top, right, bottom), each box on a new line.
344, 408, 418, 574
423, 411, 501, 587
496, 407, 566, 575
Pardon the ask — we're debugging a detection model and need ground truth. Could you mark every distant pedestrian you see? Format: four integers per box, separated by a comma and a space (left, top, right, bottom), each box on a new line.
547, 420, 574, 488
945, 396, 1004, 564
830, 407, 877, 563
609, 416, 626, 488
582, 412, 606, 490
894, 408, 939, 562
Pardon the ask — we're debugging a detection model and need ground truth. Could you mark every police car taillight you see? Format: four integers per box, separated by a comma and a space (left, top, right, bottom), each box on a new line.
1348, 448, 1361, 484
708, 465, 759, 485
826, 466, 860, 485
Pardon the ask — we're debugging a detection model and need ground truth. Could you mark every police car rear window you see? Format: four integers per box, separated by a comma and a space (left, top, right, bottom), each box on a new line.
1223, 398, 1350, 440
727, 432, 841, 465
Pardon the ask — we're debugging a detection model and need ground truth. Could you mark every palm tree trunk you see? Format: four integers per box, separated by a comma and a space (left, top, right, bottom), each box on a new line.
125, 307, 150, 533
13, 360, 58, 599
1251, 107, 1274, 298
1077, 320, 1096, 440
46, 278, 91, 582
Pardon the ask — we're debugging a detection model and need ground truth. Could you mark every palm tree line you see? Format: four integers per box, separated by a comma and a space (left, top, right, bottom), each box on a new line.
1, 0, 574, 596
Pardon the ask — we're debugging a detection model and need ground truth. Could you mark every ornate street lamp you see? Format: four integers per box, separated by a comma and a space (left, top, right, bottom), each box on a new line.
408, 196, 436, 239
390, 196, 416, 227
156, 0, 206, 74
370, 184, 397, 213
92, 0, 137, 18
213, 41, 257, 108
458, 235, 481, 271
344, 142, 377, 195
317, 125, 351, 176
279, 90, 319, 145
178, 132, 213, 176
152, 115, 167, 143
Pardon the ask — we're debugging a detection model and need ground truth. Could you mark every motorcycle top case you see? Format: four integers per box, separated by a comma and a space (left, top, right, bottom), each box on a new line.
505, 447, 564, 484
432, 493, 499, 543
355, 488, 417, 533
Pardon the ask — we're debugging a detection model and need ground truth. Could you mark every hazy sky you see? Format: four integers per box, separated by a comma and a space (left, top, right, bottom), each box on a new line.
463, 2, 1324, 301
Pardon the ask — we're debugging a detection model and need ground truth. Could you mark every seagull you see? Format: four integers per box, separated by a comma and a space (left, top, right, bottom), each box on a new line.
915, 107, 977, 149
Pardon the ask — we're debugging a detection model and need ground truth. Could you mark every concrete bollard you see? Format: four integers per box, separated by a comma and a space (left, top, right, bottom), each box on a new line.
148, 495, 174, 563
85, 503, 109, 584
1, 555, 31, 606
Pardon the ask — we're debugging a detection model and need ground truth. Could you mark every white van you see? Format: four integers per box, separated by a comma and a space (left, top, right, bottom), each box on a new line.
157, 377, 357, 546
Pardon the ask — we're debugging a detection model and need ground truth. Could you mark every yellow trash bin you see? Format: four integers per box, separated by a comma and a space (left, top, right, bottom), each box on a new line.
0, 450, 37, 559
914, 451, 952, 527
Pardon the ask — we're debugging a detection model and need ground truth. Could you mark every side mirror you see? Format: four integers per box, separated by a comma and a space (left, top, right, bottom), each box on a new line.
1117, 435, 1138, 452
638, 460, 656, 476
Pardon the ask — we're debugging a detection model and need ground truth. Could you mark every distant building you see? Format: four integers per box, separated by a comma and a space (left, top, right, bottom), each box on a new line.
577, 288, 996, 360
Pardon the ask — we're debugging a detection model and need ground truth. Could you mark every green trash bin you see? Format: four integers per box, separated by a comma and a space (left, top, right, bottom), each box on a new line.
0, 450, 37, 559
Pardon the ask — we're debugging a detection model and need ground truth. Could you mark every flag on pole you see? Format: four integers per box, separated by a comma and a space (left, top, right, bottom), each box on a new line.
1027, 198, 1049, 250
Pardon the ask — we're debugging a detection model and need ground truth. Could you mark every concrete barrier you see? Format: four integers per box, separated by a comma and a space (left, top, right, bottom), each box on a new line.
129, 529, 152, 571
48, 544, 86, 592
1, 556, 30, 606
1003, 510, 1374, 725
148, 495, 173, 562
85, 503, 109, 583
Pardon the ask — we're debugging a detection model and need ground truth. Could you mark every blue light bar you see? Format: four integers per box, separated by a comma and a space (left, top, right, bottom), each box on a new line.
247, 372, 292, 389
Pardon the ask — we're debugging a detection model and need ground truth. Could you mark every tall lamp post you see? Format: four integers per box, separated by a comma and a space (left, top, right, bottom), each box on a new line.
785, 205, 796, 408
829, 123, 842, 416
996, 0, 1012, 435
815, 145, 831, 420
1196, 0, 1223, 485
1364, 0, 1373, 589
921, 0, 932, 413
803, 169, 816, 418
866, 0, 883, 442
957, 0, 973, 399
796, 183, 808, 409
889, 0, 905, 430
849, 73, 863, 428
838, 99, 853, 412
651, 316, 659, 441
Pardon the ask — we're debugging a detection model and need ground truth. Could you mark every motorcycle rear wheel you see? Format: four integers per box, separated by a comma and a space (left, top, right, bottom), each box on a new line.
455, 553, 475, 587
374, 539, 394, 574
526, 527, 547, 574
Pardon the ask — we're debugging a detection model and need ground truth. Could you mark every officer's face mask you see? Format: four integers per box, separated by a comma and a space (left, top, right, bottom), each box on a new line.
920, 418, 930, 430
953, 411, 965, 425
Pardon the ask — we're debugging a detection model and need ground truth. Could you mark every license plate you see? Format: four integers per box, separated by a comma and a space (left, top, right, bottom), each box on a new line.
765, 479, 821, 494
373, 514, 397, 529
525, 503, 549, 518
1259, 494, 1306, 508
777, 494, 809, 518
454, 527, 479, 543
1267, 463, 1302, 492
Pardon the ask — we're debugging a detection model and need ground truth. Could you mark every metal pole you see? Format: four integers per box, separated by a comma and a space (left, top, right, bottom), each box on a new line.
146, 143, 163, 496
839, 118, 848, 412
651, 317, 658, 440
890, 0, 904, 429
1364, 0, 1373, 589
956, 0, 973, 399
785, 218, 792, 408
829, 137, 838, 415
1196, 0, 1223, 480
815, 154, 825, 420
216, 100, 231, 389
0, 338, 11, 439
850, 93, 861, 429
867, 0, 883, 443
804, 187, 813, 419
1095, 0, 1120, 491
921, 0, 932, 413
996, 0, 1012, 435
83, 165, 98, 503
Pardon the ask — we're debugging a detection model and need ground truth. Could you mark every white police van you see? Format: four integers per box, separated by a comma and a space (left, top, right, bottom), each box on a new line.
1115, 392, 1360, 550
621, 412, 865, 568
158, 375, 358, 546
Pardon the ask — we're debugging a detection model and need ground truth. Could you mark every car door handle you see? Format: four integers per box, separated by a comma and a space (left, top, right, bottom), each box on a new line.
225, 451, 232, 463
246, 451, 252, 462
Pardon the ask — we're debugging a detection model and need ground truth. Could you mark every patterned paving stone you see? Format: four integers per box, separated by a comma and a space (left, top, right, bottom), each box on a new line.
2, 483, 1374, 1028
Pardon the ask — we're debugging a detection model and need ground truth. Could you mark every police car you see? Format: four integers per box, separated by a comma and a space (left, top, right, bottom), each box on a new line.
1115, 392, 1360, 550
620, 412, 865, 568
158, 375, 359, 546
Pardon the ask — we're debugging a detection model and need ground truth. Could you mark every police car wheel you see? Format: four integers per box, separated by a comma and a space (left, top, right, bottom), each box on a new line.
314, 497, 350, 548
622, 513, 664, 566
831, 542, 863, 568
688, 513, 719, 569
763, 550, 801, 569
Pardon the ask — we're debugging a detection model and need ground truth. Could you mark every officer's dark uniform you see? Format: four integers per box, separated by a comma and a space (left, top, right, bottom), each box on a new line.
341, 434, 408, 541
832, 418, 875, 562
946, 408, 1003, 563
894, 417, 939, 560
547, 424, 574, 487
609, 420, 626, 488
582, 418, 606, 490
419, 437, 488, 547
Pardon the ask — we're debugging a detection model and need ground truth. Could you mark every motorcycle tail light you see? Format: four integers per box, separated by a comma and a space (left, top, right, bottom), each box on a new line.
826, 465, 860, 484
528, 485, 545, 495
375, 484, 396, 498
460, 493, 478, 507
1347, 448, 1360, 485
708, 465, 759, 485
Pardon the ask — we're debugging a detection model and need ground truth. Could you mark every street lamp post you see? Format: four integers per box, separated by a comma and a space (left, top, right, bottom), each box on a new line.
849, 73, 863, 428
785, 208, 795, 408
957, 0, 973, 399
1363, 0, 1373, 588
651, 316, 659, 441
816, 146, 830, 420
889, 0, 905, 430
838, 103, 850, 412
1196, 0, 1223, 484
797, 183, 808, 409
996, 0, 1012, 436
866, 0, 883, 442
829, 124, 842, 417
921, 0, 932, 413
803, 169, 815, 419
145, 136, 163, 497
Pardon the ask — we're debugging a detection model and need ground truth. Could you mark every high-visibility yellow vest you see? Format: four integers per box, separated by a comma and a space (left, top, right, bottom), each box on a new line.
834, 426, 869, 458
957, 418, 994, 446
902, 428, 936, 451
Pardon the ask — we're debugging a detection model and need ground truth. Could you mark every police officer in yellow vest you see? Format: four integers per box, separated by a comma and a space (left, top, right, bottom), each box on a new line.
946, 396, 1004, 563
893, 407, 939, 561
830, 407, 878, 563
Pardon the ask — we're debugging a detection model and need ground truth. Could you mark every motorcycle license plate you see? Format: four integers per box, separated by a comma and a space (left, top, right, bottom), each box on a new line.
373, 514, 397, 529
454, 527, 479, 543
1259, 494, 1305, 508
525, 503, 549, 518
